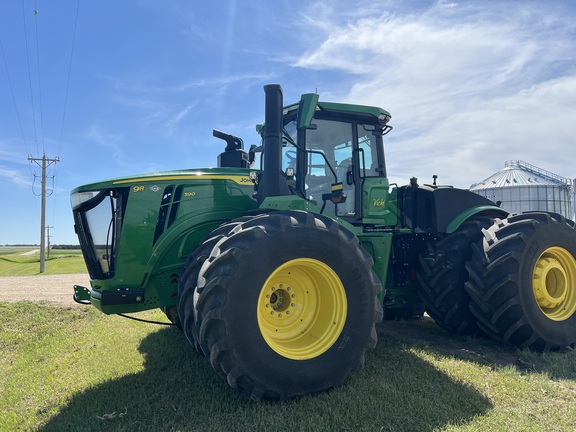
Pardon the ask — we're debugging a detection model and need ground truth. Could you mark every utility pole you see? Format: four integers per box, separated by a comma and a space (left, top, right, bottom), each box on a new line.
46, 226, 54, 258
28, 154, 59, 273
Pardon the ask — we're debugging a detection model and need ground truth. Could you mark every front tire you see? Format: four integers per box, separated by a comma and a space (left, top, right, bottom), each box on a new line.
193, 211, 382, 400
465, 212, 576, 351
178, 217, 256, 352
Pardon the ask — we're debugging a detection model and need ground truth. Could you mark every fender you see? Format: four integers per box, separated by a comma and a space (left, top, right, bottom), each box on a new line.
398, 183, 508, 233
446, 204, 509, 233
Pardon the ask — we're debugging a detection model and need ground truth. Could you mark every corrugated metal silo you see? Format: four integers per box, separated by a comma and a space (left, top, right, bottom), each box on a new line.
470, 160, 573, 219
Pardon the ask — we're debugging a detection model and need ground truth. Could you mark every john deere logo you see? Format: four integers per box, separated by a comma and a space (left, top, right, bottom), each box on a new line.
150, 185, 160, 192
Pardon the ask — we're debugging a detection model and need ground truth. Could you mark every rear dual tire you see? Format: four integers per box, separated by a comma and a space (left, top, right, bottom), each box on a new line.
466, 212, 576, 350
417, 217, 493, 335
418, 212, 576, 351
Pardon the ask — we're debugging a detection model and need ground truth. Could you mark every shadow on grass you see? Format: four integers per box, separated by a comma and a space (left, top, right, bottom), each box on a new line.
40, 324, 494, 432
379, 315, 576, 381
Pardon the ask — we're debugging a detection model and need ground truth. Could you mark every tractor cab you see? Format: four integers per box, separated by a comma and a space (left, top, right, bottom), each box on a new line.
255, 89, 394, 225
281, 110, 391, 220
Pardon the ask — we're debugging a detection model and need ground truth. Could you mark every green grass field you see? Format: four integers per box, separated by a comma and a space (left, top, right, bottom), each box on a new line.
0, 301, 575, 431
0, 248, 86, 276
0, 255, 575, 431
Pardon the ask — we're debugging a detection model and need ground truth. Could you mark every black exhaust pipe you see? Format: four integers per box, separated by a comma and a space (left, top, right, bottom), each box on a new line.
257, 84, 291, 204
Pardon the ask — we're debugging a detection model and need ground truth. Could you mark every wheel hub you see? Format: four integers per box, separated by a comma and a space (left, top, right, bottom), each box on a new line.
257, 258, 347, 360
265, 286, 293, 316
533, 247, 576, 321
533, 257, 567, 308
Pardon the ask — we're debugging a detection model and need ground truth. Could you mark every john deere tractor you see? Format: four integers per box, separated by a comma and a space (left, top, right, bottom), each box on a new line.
71, 84, 576, 400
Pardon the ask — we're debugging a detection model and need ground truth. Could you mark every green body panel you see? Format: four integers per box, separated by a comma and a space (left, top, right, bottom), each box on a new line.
71, 168, 257, 194
362, 178, 398, 226
75, 168, 258, 314
446, 204, 508, 233
284, 99, 391, 124
357, 233, 393, 303
296, 93, 320, 130
259, 196, 360, 234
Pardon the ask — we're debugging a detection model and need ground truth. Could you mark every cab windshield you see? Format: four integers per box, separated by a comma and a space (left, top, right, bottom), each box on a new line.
282, 117, 384, 218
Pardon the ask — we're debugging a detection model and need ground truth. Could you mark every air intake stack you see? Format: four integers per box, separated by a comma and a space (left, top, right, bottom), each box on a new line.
257, 84, 291, 204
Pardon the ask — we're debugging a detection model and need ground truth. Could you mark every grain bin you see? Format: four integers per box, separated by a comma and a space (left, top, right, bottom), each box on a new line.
470, 160, 573, 219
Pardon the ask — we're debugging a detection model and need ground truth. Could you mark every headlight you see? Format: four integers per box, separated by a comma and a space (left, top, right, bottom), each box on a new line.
378, 113, 391, 125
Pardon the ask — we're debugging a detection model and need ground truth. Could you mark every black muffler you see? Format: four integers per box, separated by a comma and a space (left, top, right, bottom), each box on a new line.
257, 84, 291, 205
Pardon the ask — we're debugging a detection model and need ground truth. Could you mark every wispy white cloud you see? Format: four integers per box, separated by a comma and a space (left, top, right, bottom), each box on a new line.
165, 102, 197, 133
294, 0, 576, 185
99, 72, 276, 136
83, 125, 126, 156
0, 144, 28, 164
77, 124, 134, 175
0, 140, 38, 188
0, 164, 32, 188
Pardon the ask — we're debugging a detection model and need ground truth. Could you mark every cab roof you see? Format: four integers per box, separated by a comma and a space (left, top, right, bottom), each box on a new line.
283, 99, 391, 125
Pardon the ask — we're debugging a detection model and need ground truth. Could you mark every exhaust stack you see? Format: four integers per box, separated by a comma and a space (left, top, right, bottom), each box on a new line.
257, 84, 291, 204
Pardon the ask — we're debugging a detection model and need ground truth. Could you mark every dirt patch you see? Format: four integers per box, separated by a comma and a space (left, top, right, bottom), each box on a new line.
20, 249, 40, 256
0, 273, 89, 306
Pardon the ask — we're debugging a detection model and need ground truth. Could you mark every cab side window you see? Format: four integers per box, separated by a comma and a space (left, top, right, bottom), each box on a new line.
357, 125, 380, 177
305, 119, 354, 216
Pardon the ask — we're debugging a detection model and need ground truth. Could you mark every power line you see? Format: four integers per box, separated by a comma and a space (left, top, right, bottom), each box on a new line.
52, 0, 80, 240
10, 1, 80, 161
32, 0, 45, 155
20, 0, 40, 156
57, 0, 80, 158
4, 2, 80, 249
52, 0, 81, 236
0, 37, 31, 158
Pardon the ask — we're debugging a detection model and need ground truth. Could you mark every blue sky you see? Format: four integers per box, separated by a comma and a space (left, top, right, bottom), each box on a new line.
1, 0, 576, 245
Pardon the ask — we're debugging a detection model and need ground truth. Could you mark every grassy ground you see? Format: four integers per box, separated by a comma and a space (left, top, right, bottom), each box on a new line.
1, 301, 575, 432
0, 249, 86, 276
1, 255, 575, 431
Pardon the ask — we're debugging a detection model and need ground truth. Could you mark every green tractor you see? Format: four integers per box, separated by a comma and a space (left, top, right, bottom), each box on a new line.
71, 84, 576, 400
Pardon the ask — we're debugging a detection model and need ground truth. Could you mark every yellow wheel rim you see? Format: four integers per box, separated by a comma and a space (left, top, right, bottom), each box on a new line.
257, 258, 347, 360
533, 247, 576, 321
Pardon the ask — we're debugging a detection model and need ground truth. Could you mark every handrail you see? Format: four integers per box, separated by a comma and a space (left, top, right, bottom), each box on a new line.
505, 160, 571, 185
